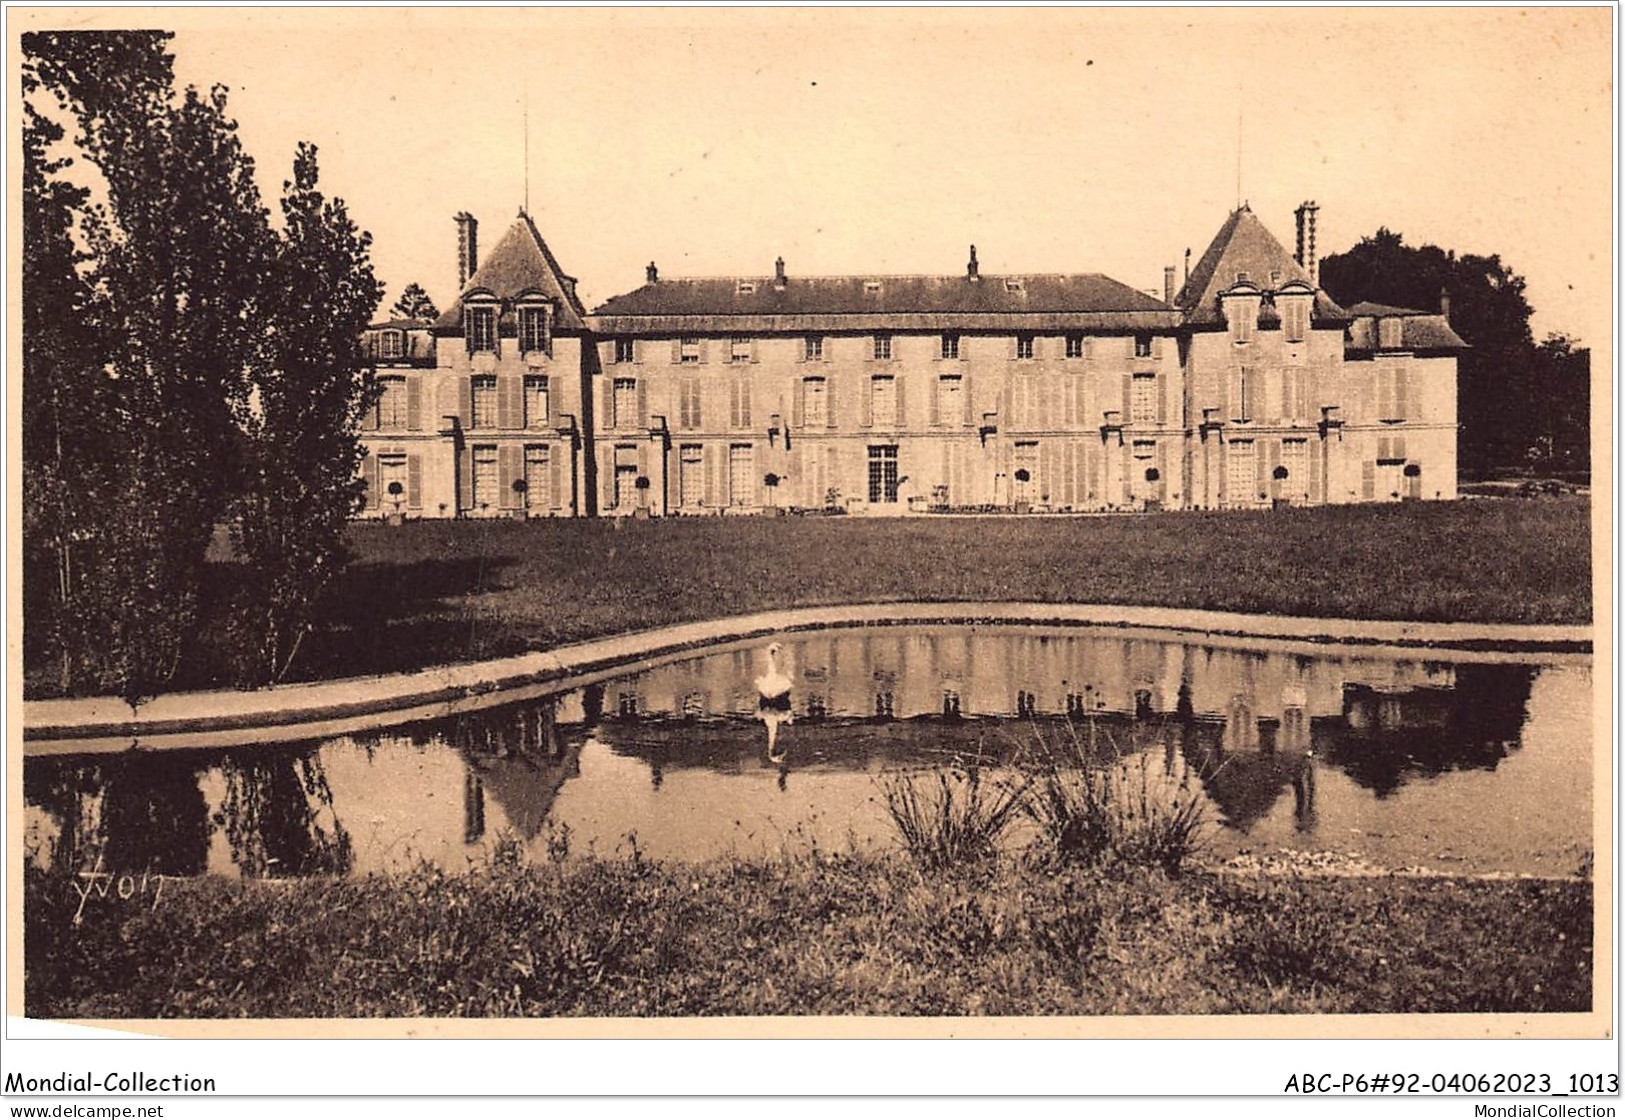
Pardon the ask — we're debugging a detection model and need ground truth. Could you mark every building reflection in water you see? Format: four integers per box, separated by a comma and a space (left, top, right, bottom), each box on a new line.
22, 627, 1574, 879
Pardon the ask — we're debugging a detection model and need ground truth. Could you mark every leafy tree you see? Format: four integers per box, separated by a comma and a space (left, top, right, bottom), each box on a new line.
390, 281, 438, 323
1526, 334, 1590, 473
21, 91, 107, 691
230, 143, 382, 685
23, 32, 381, 700
1319, 229, 1547, 475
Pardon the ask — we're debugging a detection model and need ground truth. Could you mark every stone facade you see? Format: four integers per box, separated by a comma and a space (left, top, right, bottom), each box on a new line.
358, 203, 1463, 518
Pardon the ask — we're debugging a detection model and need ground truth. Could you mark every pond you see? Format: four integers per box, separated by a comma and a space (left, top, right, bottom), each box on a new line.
23, 625, 1592, 880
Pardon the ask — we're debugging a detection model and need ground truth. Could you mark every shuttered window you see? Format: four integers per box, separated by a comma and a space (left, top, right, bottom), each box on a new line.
680, 445, 705, 508
613, 378, 638, 430
871, 376, 897, 427
678, 379, 702, 430
679, 336, 701, 364
472, 446, 499, 512
1226, 441, 1257, 504
470, 376, 497, 428
936, 375, 965, 426
1131, 373, 1157, 425
466, 306, 497, 353
728, 444, 755, 507
941, 333, 960, 360
872, 334, 893, 361
377, 376, 409, 428
519, 306, 550, 354
1065, 334, 1085, 359
1015, 334, 1035, 360
802, 378, 828, 426
524, 445, 551, 510
731, 335, 753, 362
1281, 298, 1310, 343
524, 375, 549, 429
614, 338, 636, 364
804, 335, 824, 361
379, 331, 405, 359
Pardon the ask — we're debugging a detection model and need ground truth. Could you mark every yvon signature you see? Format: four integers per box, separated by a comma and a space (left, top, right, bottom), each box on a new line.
71, 855, 180, 925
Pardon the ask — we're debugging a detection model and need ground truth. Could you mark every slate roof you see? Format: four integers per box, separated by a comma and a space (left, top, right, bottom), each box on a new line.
434, 212, 588, 332
1345, 308, 1469, 353
589, 272, 1179, 334
1176, 205, 1349, 326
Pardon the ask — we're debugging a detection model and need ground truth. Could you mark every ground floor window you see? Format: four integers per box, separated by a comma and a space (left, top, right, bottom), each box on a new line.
868, 444, 899, 503
729, 443, 754, 507
614, 444, 640, 510
378, 454, 408, 513
1225, 440, 1256, 505
524, 445, 551, 510
471, 445, 499, 512
680, 444, 705, 508
1281, 439, 1309, 500
1131, 439, 1157, 501
1013, 441, 1039, 504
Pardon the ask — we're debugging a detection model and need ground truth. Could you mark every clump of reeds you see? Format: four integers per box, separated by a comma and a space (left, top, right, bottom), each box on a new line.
880, 762, 1028, 871
1018, 719, 1208, 875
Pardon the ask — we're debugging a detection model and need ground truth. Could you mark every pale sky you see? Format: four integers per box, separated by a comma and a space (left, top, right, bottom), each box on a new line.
38, 7, 1615, 346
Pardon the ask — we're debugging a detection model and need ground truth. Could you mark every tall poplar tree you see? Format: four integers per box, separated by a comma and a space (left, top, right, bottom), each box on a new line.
231, 143, 382, 684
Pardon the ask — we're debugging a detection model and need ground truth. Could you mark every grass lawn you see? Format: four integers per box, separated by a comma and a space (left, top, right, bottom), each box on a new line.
224, 497, 1591, 689
24, 496, 1592, 697
24, 852, 1592, 1018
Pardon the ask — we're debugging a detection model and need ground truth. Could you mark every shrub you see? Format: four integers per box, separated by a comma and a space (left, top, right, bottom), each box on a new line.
880, 763, 1027, 870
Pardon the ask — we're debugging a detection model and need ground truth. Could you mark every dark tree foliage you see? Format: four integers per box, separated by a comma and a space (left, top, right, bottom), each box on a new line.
390, 281, 439, 323
1526, 335, 1590, 473
231, 143, 383, 685
1319, 229, 1583, 475
22, 32, 381, 700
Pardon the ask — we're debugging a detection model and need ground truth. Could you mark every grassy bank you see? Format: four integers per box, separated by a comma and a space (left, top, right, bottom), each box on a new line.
25, 851, 1592, 1018
24, 497, 1592, 697
228, 498, 1593, 689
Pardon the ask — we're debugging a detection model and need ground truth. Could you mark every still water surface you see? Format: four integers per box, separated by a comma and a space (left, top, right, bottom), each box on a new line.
24, 626, 1593, 879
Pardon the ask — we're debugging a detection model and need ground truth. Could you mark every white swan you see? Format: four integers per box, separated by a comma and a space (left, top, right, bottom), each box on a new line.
755, 642, 793, 759
755, 642, 792, 705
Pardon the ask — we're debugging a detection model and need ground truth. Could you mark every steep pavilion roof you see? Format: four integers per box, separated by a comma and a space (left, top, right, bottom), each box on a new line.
1176, 205, 1349, 326
434, 211, 587, 333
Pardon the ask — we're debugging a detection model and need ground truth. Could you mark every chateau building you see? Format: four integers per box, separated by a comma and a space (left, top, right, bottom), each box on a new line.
358, 202, 1464, 518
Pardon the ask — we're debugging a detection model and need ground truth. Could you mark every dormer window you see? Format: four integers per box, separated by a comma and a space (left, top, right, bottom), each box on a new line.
1379, 317, 1405, 350
1280, 298, 1310, 343
737, 281, 757, 295
464, 304, 497, 353
518, 304, 551, 355
864, 280, 883, 295
1005, 279, 1024, 293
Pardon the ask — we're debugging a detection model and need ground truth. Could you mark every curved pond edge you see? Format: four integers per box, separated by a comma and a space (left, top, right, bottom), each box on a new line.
23, 601, 1592, 754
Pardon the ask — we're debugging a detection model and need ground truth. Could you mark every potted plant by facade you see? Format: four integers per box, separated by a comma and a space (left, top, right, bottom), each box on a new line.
511, 477, 529, 520
386, 480, 405, 526
763, 472, 785, 515
1143, 467, 1161, 512
1013, 468, 1031, 514
633, 475, 652, 519
1271, 464, 1292, 509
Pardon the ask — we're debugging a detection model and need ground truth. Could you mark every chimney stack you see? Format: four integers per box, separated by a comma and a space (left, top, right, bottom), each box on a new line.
1184, 247, 1192, 286
646, 261, 659, 284
967, 244, 980, 281
1163, 266, 1177, 306
455, 212, 478, 291
774, 256, 786, 289
1294, 200, 1320, 286
1440, 287, 1451, 320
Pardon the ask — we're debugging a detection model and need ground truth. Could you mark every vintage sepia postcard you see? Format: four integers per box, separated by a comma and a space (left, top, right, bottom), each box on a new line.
6, 5, 1615, 1094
